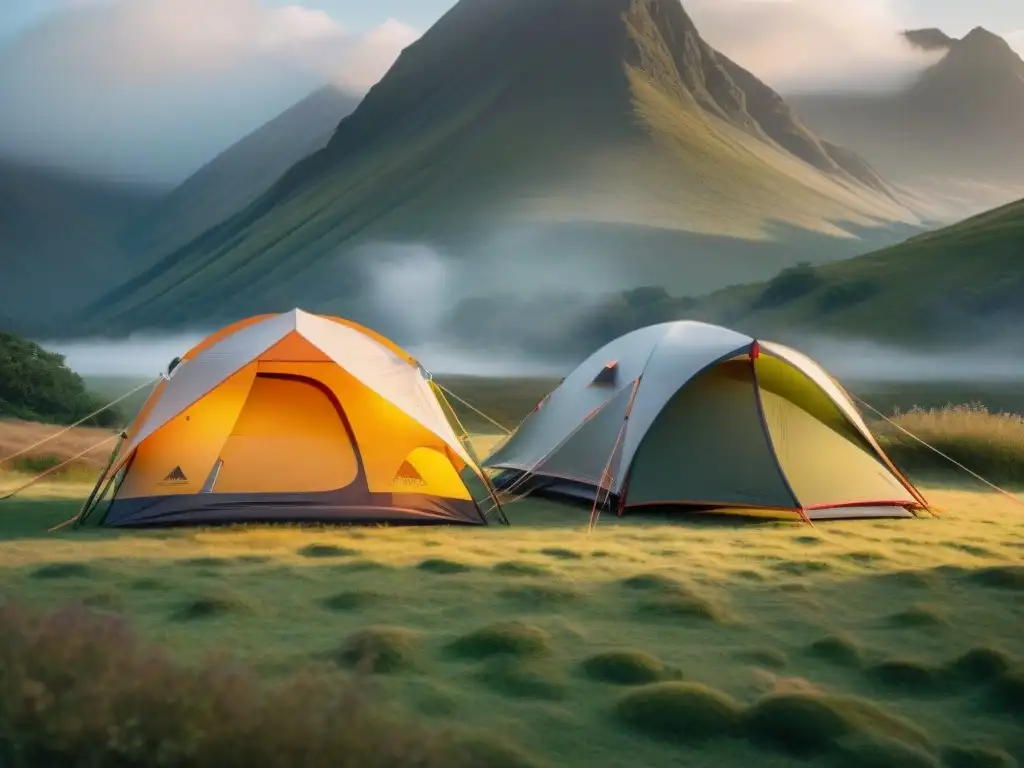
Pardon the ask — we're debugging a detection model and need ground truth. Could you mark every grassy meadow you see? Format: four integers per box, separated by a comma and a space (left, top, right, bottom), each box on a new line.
1, 377, 1023, 766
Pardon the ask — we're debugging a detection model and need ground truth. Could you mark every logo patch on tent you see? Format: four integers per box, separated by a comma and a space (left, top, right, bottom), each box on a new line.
159, 466, 188, 485
393, 460, 426, 487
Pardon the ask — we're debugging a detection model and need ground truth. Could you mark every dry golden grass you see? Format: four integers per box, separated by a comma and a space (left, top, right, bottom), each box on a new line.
0, 419, 117, 487
880, 405, 1024, 487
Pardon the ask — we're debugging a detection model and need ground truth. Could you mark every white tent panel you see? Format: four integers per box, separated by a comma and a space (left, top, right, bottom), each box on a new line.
114, 312, 295, 467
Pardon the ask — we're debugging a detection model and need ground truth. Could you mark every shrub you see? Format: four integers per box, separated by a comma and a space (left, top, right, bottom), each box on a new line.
753, 262, 822, 310
0, 602, 532, 767
0, 331, 121, 427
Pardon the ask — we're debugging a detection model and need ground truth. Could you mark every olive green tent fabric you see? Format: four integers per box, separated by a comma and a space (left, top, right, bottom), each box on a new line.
755, 358, 917, 509
626, 361, 797, 508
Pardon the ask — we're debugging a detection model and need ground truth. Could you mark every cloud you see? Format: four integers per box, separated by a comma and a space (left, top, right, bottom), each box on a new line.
0, 0, 418, 182
686, 0, 945, 93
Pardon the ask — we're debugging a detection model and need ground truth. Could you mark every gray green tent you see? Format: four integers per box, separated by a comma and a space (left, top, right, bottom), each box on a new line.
484, 321, 928, 522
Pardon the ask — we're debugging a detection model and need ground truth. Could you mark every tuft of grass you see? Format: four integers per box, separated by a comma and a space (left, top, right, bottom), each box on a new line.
744, 691, 933, 757
965, 566, 1024, 591
333, 626, 422, 674
473, 657, 568, 700
499, 583, 583, 609
492, 561, 550, 577
614, 682, 743, 743
866, 659, 943, 694
30, 561, 94, 580
170, 591, 256, 622
320, 590, 382, 612
634, 593, 730, 623
581, 649, 679, 686
887, 604, 950, 629
878, 404, 1024, 486
417, 558, 473, 574
806, 633, 864, 667
942, 744, 1018, 768
538, 547, 582, 560
0, 602, 525, 767
446, 621, 553, 661
297, 543, 359, 559
838, 735, 940, 768
946, 647, 1015, 684
619, 573, 683, 592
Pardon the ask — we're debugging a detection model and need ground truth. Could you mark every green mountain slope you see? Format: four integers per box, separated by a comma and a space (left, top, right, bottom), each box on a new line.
84, 0, 921, 333
557, 197, 1022, 352
0, 159, 163, 331
703, 196, 1024, 344
122, 86, 360, 260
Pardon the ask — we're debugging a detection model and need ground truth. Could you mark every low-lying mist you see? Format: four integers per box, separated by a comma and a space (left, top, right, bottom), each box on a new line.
39, 240, 1024, 389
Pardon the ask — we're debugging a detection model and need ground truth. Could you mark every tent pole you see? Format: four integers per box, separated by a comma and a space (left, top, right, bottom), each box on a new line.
73, 434, 124, 528
433, 382, 510, 526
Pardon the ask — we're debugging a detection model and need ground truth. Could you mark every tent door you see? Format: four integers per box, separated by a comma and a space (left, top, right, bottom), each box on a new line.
211, 373, 361, 495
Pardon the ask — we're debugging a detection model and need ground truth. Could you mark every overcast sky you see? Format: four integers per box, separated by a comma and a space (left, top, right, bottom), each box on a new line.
1, 0, 1022, 185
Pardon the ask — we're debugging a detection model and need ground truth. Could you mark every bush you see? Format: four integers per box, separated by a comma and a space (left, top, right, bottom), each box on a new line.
877, 404, 1024, 487
816, 278, 880, 313
0, 331, 121, 427
0, 602, 531, 767
753, 262, 822, 310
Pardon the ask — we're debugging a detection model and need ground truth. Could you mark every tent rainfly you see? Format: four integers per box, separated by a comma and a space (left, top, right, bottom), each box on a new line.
77, 309, 495, 527
484, 321, 928, 522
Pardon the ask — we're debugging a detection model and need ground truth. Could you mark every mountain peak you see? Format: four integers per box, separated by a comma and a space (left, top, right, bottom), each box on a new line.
903, 28, 954, 52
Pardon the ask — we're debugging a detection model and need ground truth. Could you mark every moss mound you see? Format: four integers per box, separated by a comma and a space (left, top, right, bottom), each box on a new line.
634, 593, 730, 623
581, 649, 678, 685
614, 682, 742, 743
947, 646, 1014, 684
417, 558, 472, 574
499, 583, 582, 609
538, 547, 582, 560
965, 566, 1024, 590
335, 625, 421, 674
492, 561, 550, 577
320, 590, 382, 612
171, 592, 255, 621
888, 604, 950, 628
867, 658, 943, 694
297, 543, 359, 558
744, 691, 932, 757
447, 621, 553, 660
619, 573, 683, 592
474, 658, 568, 700
30, 562, 94, 580
807, 633, 864, 667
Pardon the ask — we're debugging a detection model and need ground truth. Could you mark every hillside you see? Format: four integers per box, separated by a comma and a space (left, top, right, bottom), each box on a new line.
555, 197, 1023, 353
0, 159, 163, 331
122, 86, 361, 260
81, 0, 922, 334
789, 27, 1024, 208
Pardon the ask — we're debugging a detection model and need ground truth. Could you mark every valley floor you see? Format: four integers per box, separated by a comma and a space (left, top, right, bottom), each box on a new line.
1, 479, 1022, 767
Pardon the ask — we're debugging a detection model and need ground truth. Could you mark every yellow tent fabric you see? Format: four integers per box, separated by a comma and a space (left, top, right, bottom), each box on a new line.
79, 310, 490, 527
